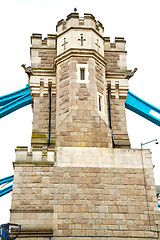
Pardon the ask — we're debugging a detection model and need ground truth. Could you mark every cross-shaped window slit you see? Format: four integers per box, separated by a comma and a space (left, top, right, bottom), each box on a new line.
62, 38, 68, 50
78, 34, 86, 46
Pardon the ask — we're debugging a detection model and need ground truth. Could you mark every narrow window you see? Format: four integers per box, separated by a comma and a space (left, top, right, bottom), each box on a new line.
80, 68, 85, 80
98, 96, 102, 111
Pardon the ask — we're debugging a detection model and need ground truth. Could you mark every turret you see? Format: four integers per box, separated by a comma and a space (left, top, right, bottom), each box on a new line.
55, 13, 112, 148
28, 12, 130, 149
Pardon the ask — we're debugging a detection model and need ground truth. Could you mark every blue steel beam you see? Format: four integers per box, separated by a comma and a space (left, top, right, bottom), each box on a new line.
0, 175, 14, 197
0, 175, 14, 185
0, 84, 31, 106
0, 93, 32, 119
0, 84, 32, 119
0, 185, 13, 197
125, 91, 160, 127
0, 84, 32, 197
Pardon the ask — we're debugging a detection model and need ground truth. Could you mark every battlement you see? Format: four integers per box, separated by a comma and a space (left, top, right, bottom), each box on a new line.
56, 13, 104, 36
104, 37, 126, 51
31, 33, 56, 48
15, 146, 55, 162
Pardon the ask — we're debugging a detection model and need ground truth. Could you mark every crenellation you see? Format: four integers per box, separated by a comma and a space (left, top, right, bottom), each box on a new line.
42, 38, 47, 46
56, 19, 66, 33
31, 33, 56, 48
46, 34, 57, 48
66, 13, 80, 28
83, 13, 95, 27
115, 37, 126, 51
104, 37, 126, 52
31, 33, 42, 47
56, 13, 104, 37
15, 147, 55, 163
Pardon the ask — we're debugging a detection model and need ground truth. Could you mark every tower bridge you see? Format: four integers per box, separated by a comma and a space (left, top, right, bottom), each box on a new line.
0, 12, 160, 240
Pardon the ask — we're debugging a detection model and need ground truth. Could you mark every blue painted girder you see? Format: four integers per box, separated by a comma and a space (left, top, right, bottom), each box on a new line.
0, 175, 14, 185
0, 175, 14, 197
0, 84, 31, 106
0, 185, 13, 197
0, 84, 32, 119
125, 91, 160, 127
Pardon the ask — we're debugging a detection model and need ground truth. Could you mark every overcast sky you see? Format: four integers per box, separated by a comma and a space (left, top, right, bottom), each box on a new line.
0, 0, 160, 224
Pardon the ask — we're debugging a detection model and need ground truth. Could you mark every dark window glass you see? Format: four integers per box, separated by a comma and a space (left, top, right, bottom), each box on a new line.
99, 96, 102, 111
80, 69, 85, 80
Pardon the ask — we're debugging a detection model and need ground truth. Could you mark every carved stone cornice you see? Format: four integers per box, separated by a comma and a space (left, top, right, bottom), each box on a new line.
55, 48, 107, 66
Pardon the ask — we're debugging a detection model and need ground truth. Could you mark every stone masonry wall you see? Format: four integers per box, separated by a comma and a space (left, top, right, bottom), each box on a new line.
95, 60, 105, 95
10, 147, 160, 240
38, 49, 56, 69
31, 95, 56, 148
30, 34, 56, 69
10, 161, 54, 232
104, 37, 130, 148
56, 55, 112, 148
56, 109, 112, 148
30, 34, 56, 148
52, 166, 159, 239
57, 60, 70, 117
110, 98, 130, 148
104, 52, 120, 72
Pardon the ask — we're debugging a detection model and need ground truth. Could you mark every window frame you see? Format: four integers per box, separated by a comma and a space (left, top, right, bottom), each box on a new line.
77, 64, 89, 83
97, 92, 104, 114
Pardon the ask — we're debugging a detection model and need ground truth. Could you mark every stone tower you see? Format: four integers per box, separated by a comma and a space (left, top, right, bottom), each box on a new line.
10, 13, 160, 240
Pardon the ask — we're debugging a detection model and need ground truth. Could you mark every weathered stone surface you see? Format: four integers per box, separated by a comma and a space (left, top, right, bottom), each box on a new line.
31, 95, 56, 148
11, 156, 160, 239
10, 12, 160, 240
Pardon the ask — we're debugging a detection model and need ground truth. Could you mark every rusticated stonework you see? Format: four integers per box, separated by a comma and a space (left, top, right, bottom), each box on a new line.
104, 52, 120, 72
10, 12, 160, 240
11, 147, 160, 239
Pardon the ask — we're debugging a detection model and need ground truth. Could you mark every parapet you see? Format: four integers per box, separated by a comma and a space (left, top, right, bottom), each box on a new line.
15, 146, 55, 162
56, 13, 104, 36
104, 37, 126, 51
31, 33, 57, 48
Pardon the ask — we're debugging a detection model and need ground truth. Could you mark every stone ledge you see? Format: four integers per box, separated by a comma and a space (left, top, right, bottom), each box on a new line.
18, 229, 53, 237
10, 209, 53, 213
13, 161, 55, 167
55, 48, 107, 66
56, 147, 153, 169
52, 236, 158, 240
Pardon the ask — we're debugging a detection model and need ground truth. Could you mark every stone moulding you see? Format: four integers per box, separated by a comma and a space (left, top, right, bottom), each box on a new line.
18, 229, 53, 237
57, 26, 104, 39
55, 48, 107, 66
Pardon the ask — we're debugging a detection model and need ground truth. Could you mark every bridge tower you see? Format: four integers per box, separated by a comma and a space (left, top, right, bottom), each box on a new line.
10, 12, 160, 240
